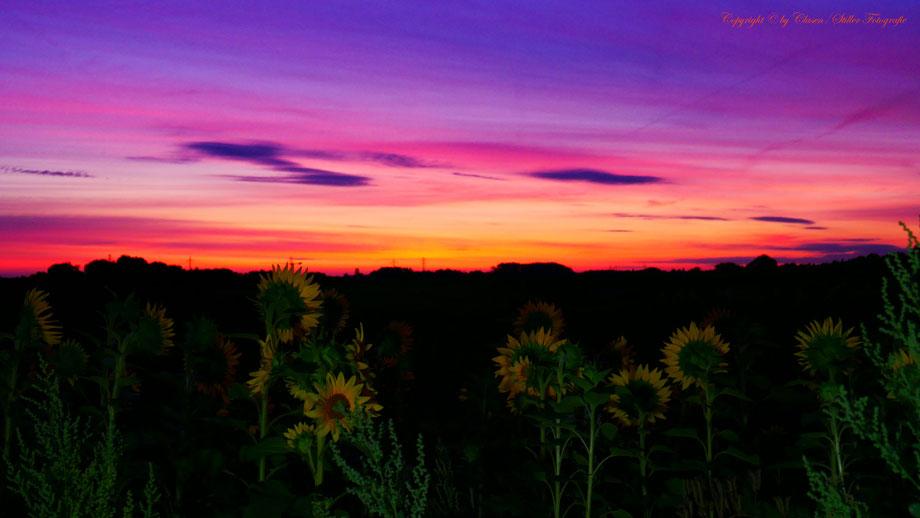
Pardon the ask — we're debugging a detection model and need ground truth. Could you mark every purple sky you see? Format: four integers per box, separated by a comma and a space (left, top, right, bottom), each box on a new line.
1, 1, 918, 275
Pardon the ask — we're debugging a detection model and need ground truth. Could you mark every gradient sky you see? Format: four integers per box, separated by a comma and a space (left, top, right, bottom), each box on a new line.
2, 1, 919, 276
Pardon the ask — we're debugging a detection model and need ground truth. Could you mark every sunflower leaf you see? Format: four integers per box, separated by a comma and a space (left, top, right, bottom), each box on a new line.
583, 390, 609, 409
600, 422, 618, 441
662, 427, 699, 439
610, 509, 635, 518
648, 444, 675, 456
713, 387, 750, 402
607, 447, 640, 458
714, 446, 759, 465
572, 376, 596, 392
240, 437, 290, 462
553, 395, 584, 414
230, 382, 254, 400
909, 502, 920, 517
716, 429, 741, 443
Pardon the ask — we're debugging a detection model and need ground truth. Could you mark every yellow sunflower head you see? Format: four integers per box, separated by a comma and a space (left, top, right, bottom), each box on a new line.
247, 336, 278, 397
346, 324, 375, 381
284, 422, 316, 454
18, 288, 62, 348
661, 322, 730, 390
193, 336, 241, 402
286, 376, 313, 401
303, 372, 370, 442
379, 321, 414, 365
794, 318, 862, 380
606, 364, 672, 427
608, 336, 637, 373
882, 348, 920, 399
257, 264, 323, 343
701, 307, 731, 329
319, 288, 350, 334
493, 329, 567, 401
52, 339, 89, 386
513, 300, 564, 337
129, 303, 175, 355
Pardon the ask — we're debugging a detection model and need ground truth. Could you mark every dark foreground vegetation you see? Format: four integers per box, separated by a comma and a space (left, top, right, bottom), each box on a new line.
2, 227, 919, 517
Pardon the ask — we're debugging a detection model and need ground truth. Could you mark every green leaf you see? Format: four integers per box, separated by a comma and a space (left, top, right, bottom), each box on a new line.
908, 502, 920, 517
87, 375, 109, 389
117, 376, 142, 389
583, 390, 609, 409
230, 382, 253, 400
715, 446, 760, 465
611, 510, 635, 518
600, 422, 618, 441
714, 387, 750, 402
607, 447, 641, 459
648, 444, 675, 456
240, 437, 290, 462
572, 376, 596, 392
662, 427, 699, 439
553, 395, 584, 414
683, 394, 702, 405
716, 429, 741, 443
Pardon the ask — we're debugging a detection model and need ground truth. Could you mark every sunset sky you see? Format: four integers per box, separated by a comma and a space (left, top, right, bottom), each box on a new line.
2, 1, 919, 276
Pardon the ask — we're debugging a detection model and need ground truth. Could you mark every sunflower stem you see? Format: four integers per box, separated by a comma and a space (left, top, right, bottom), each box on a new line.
639, 420, 650, 518
314, 434, 325, 486
259, 392, 268, 482
2, 353, 19, 459
703, 384, 714, 518
585, 404, 596, 518
553, 354, 565, 518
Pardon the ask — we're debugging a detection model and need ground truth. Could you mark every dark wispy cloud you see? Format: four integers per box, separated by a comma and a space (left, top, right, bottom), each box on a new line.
361, 152, 431, 168
770, 242, 900, 255
1, 166, 94, 178
126, 155, 197, 164
186, 141, 294, 167
750, 216, 815, 224
230, 169, 371, 187
805, 226, 828, 230
187, 141, 371, 187
452, 172, 507, 181
185, 140, 434, 169
612, 213, 729, 221
528, 169, 662, 185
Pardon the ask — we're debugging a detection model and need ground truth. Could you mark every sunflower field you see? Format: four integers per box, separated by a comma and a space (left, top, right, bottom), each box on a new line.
1, 219, 919, 517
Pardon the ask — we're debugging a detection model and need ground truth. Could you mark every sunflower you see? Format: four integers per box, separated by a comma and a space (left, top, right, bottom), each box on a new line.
379, 321, 414, 367
284, 422, 316, 454
882, 348, 920, 399
609, 336, 637, 372
794, 318, 862, 380
514, 300, 564, 337
345, 324, 374, 381
701, 307, 731, 329
19, 288, 62, 347
286, 376, 313, 401
303, 372, 370, 441
320, 288, 350, 334
661, 322, 730, 390
247, 336, 278, 397
52, 339, 89, 385
132, 303, 175, 355
493, 329, 566, 400
194, 336, 241, 402
257, 264, 323, 343
890, 348, 918, 374
607, 365, 672, 427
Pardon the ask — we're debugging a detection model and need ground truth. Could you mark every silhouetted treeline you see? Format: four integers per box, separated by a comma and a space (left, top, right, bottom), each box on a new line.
0, 253, 891, 425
